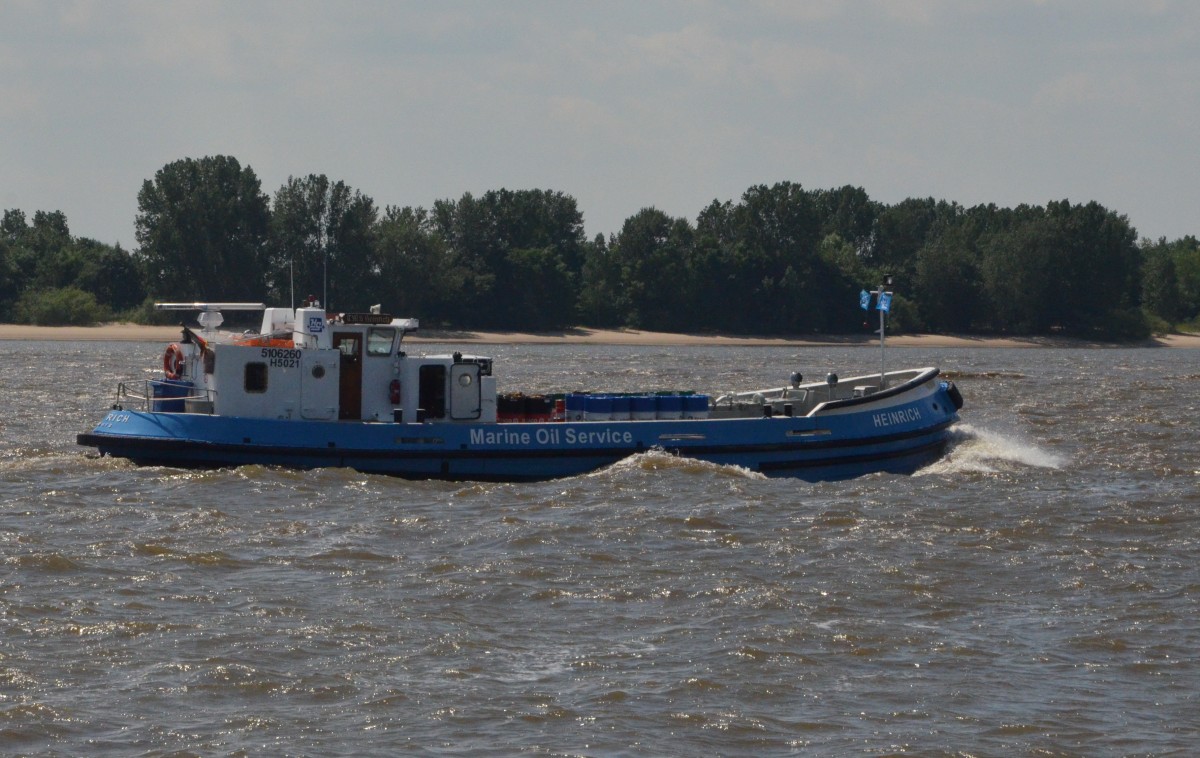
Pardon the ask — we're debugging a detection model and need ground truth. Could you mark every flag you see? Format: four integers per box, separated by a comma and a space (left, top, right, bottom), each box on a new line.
877, 291, 892, 313
859, 290, 871, 310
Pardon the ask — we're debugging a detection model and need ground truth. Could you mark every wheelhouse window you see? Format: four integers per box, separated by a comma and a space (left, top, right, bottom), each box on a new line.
245, 362, 268, 393
367, 327, 395, 356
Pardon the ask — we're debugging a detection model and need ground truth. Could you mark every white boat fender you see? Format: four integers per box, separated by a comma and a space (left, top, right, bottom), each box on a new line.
164, 343, 186, 379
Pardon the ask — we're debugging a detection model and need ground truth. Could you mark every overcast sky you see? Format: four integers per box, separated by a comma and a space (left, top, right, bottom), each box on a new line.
2, 1, 1197, 249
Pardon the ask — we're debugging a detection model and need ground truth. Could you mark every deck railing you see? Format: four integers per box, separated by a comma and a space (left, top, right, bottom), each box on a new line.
115, 380, 215, 413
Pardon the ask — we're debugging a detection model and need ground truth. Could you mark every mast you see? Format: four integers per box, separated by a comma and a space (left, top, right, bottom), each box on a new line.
865, 275, 893, 389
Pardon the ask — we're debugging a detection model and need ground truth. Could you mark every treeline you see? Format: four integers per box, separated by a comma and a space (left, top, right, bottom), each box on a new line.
3, 154, 1199, 339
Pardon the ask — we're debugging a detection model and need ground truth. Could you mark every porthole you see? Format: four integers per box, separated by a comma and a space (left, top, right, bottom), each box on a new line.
312, 365, 326, 379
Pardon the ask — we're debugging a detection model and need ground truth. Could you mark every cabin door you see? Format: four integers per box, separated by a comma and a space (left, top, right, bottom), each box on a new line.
334, 332, 362, 420
449, 363, 482, 420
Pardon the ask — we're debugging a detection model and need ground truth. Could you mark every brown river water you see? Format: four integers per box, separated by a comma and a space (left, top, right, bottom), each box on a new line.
1, 341, 1198, 755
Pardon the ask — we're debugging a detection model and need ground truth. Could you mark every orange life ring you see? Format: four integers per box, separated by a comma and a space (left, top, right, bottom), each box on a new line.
164, 343, 186, 380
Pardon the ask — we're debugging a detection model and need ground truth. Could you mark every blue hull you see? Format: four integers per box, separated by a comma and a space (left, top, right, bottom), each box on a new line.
78, 383, 960, 482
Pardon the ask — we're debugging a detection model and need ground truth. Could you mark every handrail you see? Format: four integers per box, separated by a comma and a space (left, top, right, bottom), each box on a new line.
811, 367, 940, 413
115, 380, 215, 412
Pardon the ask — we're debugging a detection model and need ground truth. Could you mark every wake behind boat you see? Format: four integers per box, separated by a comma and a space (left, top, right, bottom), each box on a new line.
77, 301, 963, 481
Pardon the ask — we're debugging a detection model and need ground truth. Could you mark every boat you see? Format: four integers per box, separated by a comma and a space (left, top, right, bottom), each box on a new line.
77, 301, 963, 482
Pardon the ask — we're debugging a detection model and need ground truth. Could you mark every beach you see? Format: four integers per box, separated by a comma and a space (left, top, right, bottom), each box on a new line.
1, 322, 1198, 347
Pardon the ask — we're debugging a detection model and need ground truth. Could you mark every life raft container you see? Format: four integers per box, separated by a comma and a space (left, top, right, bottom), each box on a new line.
163, 343, 186, 380
234, 335, 295, 348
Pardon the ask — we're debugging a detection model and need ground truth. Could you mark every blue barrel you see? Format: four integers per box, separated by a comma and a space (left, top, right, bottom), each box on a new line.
684, 394, 710, 419
584, 394, 613, 421
656, 394, 684, 419
630, 395, 656, 420
565, 393, 587, 421
610, 395, 631, 420
151, 379, 192, 412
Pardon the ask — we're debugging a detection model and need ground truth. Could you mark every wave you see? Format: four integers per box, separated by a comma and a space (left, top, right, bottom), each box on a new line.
918, 423, 1067, 476
588, 449, 767, 480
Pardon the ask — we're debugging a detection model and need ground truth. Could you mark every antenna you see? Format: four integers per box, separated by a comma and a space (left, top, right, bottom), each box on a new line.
319, 218, 328, 310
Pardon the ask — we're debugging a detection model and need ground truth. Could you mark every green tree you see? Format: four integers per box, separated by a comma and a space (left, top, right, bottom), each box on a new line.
1141, 242, 1183, 323
1, 210, 73, 297
27, 210, 72, 256
432, 189, 586, 329
979, 213, 1059, 332
1141, 235, 1200, 326
814, 185, 879, 255
913, 223, 982, 333
71, 241, 146, 312
430, 192, 499, 323
14, 286, 107, 325
1170, 237, 1200, 323
135, 156, 270, 300
1044, 200, 1141, 334
696, 183, 857, 334
503, 246, 576, 330
606, 208, 696, 331
868, 198, 960, 282
267, 174, 378, 311
577, 233, 625, 327
373, 205, 461, 323
972, 201, 1146, 338
0, 242, 18, 320
817, 233, 872, 286
0, 209, 146, 317
1, 209, 27, 240
0, 210, 29, 317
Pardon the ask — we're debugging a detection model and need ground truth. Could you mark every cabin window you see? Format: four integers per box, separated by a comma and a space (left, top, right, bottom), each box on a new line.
367, 327, 395, 356
245, 362, 268, 393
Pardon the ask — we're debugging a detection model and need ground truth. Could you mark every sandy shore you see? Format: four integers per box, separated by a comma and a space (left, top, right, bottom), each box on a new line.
2, 322, 1198, 348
